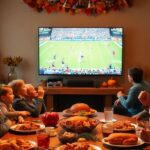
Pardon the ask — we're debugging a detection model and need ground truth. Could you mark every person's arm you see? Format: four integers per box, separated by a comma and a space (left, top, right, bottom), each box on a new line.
0, 115, 12, 137
119, 86, 142, 109
0, 105, 19, 119
0, 105, 30, 123
13, 99, 39, 117
33, 98, 46, 114
34, 86, 46, 113
37, 86, 45, 99
132, 109, 149, 120
114, 91, 125, 106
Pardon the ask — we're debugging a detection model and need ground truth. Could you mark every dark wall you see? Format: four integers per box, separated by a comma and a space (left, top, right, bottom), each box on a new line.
53, 95, 105, 112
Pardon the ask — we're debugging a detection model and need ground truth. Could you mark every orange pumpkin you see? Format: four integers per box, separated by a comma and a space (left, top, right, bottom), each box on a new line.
107, 78, 117, 87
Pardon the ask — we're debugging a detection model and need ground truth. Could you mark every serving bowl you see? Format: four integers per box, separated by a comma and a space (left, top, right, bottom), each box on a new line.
58, 130, 78, 144
59, 116, 99, 133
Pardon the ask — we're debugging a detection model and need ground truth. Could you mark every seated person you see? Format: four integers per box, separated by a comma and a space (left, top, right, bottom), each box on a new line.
25, 84, 46, 114
114, 67, 150, 116
132, 91, 150, 120
0, 85, 30, 123
0, 109, 13, 137
9, 79, 44, 117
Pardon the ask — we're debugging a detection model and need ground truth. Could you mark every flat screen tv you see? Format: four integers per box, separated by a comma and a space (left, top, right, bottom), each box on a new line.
38, 27, 123, 75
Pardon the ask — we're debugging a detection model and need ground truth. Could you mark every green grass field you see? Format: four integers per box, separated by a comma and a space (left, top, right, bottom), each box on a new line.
39, 40, 122, 70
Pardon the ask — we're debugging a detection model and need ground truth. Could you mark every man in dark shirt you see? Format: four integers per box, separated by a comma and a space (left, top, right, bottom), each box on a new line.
114, 67, 150, 116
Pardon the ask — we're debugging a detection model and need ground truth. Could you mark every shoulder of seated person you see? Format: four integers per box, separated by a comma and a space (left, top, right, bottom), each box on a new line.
130, 85, 143, 90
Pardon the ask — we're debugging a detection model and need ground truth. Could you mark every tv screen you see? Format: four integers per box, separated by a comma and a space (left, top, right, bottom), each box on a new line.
38, 27, 123, 75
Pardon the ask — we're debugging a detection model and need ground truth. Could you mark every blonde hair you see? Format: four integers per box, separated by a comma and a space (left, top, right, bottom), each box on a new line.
26, 83, 34, 93
8, 79, 25, 96
0, 85, 12, 97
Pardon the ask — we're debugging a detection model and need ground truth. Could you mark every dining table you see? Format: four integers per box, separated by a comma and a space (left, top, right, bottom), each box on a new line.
1, 112, 150, 150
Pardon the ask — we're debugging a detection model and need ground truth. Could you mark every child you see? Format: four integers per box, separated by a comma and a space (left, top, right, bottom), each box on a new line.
9, 79, 43, 117
0, 85, 30, 123
25, 84, 46, 114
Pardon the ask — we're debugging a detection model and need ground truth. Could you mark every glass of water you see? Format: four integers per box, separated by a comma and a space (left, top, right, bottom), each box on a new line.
104, 107, 113, 122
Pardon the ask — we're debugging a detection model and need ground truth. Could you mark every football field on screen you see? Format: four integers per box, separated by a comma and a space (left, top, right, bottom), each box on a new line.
39, 40, 122, 69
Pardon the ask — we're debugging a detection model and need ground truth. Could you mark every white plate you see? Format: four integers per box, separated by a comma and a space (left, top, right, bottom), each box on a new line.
100, 119, 117, 123
89, 145, 101, 150
10, 123, 45, 133
143, 141, 150, 144
29, 140, 37, 149
62, 109, 97, 117
56, 144, 101, 150
102, 137, 144, 148
0, 139, 37, 149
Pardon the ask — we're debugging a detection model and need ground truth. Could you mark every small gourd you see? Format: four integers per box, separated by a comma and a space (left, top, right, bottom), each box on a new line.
101, 81, 108, 87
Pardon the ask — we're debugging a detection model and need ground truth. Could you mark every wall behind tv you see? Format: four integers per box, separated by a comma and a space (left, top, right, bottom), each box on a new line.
0, 0, 150, 92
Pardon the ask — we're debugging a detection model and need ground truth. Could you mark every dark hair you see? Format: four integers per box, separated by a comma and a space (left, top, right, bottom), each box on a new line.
128, 67, 143, 83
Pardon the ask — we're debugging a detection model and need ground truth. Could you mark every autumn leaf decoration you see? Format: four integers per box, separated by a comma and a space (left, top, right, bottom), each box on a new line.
23, 0, 132, 16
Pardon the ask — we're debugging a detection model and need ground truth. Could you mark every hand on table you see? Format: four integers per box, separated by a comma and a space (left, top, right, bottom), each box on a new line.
19, 111, 30, 116
18, 116, 25, 123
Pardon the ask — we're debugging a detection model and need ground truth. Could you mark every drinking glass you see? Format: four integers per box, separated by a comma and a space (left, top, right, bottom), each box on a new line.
102, 122, 113, 137
104, 107, 113, 122
136, 120, 149, 137
37, 128, 50, 149
45, 127, 57, 137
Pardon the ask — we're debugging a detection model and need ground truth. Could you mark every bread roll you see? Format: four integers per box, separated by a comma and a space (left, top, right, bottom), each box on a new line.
66, 116, 88, 122
123, 137, 138, 145
105, 133, 138, 145
70, 103, 90, 112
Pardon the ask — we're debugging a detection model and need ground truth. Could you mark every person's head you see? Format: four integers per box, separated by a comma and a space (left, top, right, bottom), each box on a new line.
128, 67, 143, 83
8, 79, 27, 98
26, 84, 38, 99
0, 85, 14, 105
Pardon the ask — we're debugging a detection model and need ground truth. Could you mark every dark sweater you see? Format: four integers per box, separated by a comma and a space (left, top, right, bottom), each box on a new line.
13, 97, 40, 117
119, 81, 150, 116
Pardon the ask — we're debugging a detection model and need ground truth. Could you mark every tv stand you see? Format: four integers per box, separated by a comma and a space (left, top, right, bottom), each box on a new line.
44, 86, 123, 110
67, 80, 94, 87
